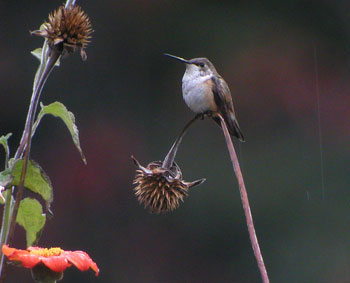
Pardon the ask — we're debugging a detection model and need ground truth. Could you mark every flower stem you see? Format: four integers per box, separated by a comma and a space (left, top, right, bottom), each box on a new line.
162, 114, 201, 169
0, 1, 74, 281
217, 114, 269, 283
9, 47, 60, 242
0, 193, 12, 279
0, 46, 61, 283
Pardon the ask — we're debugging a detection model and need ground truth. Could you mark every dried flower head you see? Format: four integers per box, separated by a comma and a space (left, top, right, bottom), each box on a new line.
132, 156, 205, 213
32, 5, 92, 60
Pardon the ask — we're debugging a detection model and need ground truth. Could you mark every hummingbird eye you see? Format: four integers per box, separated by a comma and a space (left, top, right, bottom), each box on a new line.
199, 63, 205, 67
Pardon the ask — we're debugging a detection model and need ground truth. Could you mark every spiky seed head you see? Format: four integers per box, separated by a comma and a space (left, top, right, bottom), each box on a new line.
32, 5, 92, 60
132, 156, 205, 214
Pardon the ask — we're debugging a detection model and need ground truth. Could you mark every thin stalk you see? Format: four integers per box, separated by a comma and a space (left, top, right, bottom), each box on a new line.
0, 193, 12, 276
0, 48, 61, 283
10, 49, 61, 242
0, 43, 52, 275
3, 137, 10, 170
14, 44, 55, 159
162, 114, 201, 169
217, 114, 269, 283
0, 1, 74, 281
65, 0, 76, 9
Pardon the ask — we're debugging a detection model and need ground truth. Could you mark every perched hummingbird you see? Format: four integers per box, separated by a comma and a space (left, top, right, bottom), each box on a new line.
165, 54, 245, 142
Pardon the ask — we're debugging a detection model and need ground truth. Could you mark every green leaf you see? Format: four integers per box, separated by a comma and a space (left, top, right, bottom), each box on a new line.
11, 160, 53, 210
0, 167, 13, 188
16, 198, 46, 247
31, 48, 60, 67
0, 133, 12, 156
0, 133, 12, 167
33, 102, 87, 164
0, 190, 9, 205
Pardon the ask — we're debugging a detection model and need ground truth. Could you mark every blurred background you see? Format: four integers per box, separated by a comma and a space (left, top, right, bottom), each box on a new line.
1, 0, 350, 282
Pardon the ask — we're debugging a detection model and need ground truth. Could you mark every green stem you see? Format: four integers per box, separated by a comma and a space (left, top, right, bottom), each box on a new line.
0, 192, 12, 273
3, 136, 10, 170
0, 48, 60, 279
11, 48, 60, 235
0, 43, 61, 283
0, 1, 74, 281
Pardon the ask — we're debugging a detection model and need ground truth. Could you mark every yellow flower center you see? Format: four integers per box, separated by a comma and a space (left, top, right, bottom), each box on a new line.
30, 247, 64, 257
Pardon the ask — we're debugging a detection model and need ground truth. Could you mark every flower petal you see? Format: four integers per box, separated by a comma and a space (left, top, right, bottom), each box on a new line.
2, 245, 99, 276
2, 245, 18, 257
16, 253, 42, 268
41, 255, 71, 272
64, 251, 99, 276
2, 245, 40, 268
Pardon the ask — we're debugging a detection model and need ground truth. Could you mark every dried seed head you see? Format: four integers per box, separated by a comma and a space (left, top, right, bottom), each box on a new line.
132, 156, 205, 213
32, 5, 92, 60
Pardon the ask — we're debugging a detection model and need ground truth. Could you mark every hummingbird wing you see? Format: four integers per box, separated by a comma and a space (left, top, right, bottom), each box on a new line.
211, 75, 245, 142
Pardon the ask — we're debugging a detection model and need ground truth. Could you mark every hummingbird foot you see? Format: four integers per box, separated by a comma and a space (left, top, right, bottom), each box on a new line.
204, 111, 214, 118
196, 111, 213, 121
195, 113, 205, 120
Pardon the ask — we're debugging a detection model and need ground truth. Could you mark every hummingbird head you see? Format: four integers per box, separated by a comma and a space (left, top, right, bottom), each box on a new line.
164, 54, 217, 78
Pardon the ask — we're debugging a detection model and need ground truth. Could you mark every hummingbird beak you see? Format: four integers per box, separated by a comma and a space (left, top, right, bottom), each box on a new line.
164, 53, 191, 64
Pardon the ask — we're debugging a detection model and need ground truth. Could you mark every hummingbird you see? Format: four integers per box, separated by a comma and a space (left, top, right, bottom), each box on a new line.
165, 53, 245, 142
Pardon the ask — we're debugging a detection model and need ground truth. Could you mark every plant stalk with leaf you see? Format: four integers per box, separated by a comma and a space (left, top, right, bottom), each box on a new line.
0, 1, 96, 282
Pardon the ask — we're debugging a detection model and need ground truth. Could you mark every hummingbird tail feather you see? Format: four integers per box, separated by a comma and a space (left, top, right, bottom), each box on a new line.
213, 115, 245, 142
231, 119, 245, 142
227, 112, 245, 142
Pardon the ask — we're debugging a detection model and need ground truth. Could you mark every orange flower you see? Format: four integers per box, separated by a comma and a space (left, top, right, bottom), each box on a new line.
2, 245, 99, 276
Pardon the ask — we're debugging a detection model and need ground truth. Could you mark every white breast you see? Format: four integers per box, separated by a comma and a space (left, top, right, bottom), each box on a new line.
182, 74, 216, 114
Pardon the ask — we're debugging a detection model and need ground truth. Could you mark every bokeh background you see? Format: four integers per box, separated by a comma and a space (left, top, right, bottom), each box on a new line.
1, 0, 350, 282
